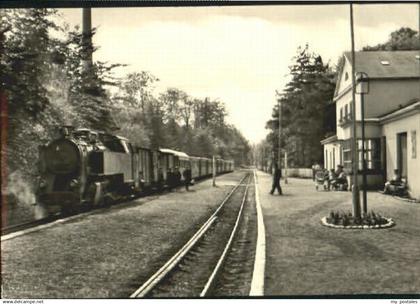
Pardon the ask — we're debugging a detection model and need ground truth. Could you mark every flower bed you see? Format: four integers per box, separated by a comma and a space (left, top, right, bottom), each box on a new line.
321, 210, 395, 229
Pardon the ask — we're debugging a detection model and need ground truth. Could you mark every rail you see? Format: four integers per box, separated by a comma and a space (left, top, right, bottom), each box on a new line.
130, 172, 251, 298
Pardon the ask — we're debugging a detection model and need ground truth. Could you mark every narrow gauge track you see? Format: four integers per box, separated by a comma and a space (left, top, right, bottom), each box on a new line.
1, 176, 213, 237
130, 172, 255, 298
1, 216, 61, 236
1, 196, 130, 237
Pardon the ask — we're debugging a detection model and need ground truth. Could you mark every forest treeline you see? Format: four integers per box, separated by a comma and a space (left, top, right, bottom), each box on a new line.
254, 27, 420, 170
1, 9, 251, 189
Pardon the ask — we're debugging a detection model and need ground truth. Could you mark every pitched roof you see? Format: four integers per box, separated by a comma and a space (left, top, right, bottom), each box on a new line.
343, 50, 420, 78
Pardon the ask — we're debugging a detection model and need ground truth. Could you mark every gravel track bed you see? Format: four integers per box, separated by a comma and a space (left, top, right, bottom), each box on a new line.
212, 183, 257, 297
148, 175, 251, 297
1, 171, 246, 298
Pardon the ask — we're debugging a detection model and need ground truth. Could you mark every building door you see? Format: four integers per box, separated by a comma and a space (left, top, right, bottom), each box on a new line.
397, 133, 407, 179
381, 136, 387, 182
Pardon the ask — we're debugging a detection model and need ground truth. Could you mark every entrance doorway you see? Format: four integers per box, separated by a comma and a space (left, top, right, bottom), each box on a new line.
397, 132, 407, 179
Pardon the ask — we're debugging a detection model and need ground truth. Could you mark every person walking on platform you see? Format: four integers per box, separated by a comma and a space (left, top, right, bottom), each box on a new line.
183, 165, 192, 191
270, 163, 282, 195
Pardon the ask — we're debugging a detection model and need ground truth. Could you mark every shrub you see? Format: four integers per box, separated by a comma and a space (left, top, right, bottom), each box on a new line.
325, 210, 389, 227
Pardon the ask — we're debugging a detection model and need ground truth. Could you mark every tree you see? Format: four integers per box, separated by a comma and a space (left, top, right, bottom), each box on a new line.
179, 95, 194, 129
145, 97, 167, 149
159, 88, 187, 123
193, 97, 226, 130
2, 9, 58, 120
251, 140, 272, 171
192, 128, 215, 157
362, 27, 420, 51
1, 9, 64, 175
266, 45, 336, 168
61, 27, 120, 132
115, 71, 158, 111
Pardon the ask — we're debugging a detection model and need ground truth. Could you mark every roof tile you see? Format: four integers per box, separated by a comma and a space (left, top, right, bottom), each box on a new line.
344, 50, 420, 78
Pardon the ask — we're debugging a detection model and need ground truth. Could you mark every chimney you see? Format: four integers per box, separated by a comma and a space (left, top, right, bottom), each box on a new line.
82, 7, 93, 71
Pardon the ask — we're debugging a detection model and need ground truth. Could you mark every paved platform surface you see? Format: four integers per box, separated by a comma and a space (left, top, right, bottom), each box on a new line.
1, 171, 246, 298
256, 171, 420, 296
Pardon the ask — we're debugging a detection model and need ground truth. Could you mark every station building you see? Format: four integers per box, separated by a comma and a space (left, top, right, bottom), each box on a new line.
321, 50, 420, 200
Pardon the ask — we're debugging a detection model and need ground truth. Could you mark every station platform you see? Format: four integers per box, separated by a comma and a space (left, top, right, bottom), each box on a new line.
255, 170, 420, 295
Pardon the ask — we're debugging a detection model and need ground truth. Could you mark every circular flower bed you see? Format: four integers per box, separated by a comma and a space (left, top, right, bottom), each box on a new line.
321, 210, 395, 229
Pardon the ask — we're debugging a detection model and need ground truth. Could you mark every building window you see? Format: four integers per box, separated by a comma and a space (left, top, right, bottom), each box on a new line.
343, 138, 382, 172
345, 72, 349, 81
358, 139, 381, 170
342, 140, 352, 170
340, 108, 343, 120
344, 104, 348, 117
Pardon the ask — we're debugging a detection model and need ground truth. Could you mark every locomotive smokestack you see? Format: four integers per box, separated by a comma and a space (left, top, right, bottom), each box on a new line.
82, 7, 93, 72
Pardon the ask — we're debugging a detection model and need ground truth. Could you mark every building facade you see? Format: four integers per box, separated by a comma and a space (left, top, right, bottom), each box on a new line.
321, 51, 420, 200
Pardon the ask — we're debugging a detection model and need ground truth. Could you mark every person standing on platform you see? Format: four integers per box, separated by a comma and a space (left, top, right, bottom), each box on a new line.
183, 165, 192, 191
270, 163, 282, 195
167, 168, 174, 191
174, 166, 181, 188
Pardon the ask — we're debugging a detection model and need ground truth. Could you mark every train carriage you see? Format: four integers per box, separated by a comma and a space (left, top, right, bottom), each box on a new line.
133, 147, 153, 191
158, 150, 171, 182
190, 156, 200, 180
199, 157, 209, 178
216, 159, 222, 174
159, 148, 190, 183
228, 160, 234, 172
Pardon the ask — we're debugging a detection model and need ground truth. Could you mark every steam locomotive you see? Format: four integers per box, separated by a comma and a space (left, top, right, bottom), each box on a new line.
36, 126, 234, 214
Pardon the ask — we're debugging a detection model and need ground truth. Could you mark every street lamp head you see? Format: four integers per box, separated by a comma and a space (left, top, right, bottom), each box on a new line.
356, 71, 369, 94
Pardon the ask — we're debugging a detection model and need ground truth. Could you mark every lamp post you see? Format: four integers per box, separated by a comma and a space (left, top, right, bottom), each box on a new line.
349, 4, 361, 219
356, 72, 369, 215
82, 8, 93, 72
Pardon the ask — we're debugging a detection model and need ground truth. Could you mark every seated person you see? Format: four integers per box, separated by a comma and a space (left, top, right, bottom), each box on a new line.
331, 165, 347, 190
337, 170, 347, 184
383, 169, 403, 194
327, 168, 336, 190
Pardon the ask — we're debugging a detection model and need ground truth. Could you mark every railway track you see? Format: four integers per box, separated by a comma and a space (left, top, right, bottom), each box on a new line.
130, 171, 257, 298
1, 175, 216, 237
1, 216, 60, 236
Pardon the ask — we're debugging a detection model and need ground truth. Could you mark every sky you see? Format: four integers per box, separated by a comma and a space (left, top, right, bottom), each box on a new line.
58, 4, 419, 144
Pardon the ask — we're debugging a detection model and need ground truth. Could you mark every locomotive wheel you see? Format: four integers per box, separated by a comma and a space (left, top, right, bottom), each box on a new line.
61, 205, 75, 216
86, 184, 98, 207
